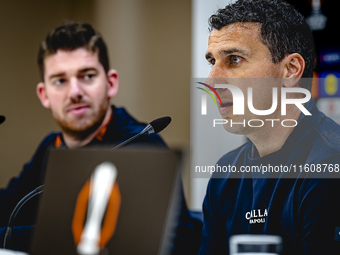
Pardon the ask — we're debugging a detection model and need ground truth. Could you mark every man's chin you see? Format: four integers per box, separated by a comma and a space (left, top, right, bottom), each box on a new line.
58, 118, 102, 139
221, 117, 250, 135
222, 124, 247, 135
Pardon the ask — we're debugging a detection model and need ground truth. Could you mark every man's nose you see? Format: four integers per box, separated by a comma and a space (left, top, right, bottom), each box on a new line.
207, 65, 220, 80
206, 66, 229, 90
69, 77, 84, 101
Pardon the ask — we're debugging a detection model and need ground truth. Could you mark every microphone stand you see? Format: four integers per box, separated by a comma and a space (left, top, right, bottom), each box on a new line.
111, 116, 171, 150
111, 124, 154, 150
3, 185, 44, 249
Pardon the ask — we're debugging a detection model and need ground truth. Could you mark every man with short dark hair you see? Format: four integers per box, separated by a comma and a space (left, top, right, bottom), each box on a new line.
199, 0, 340, 254
0, 22, 201, 253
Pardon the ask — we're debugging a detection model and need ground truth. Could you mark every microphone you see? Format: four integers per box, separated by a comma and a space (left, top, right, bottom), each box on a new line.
0, 116, 5, 125
3, 185, 44, 249
111, 116, 171, 150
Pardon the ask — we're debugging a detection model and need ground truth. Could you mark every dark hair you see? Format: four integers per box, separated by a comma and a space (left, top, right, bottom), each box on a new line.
209, 0, 315, 89
37, 21, 109, 81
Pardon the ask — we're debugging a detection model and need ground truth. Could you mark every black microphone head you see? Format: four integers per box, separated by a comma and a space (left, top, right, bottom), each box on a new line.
149, 116, 171, 134
0, 115, 5, 125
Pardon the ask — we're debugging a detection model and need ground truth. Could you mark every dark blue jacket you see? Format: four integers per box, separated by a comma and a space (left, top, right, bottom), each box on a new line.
199, 99, 340, 254
0, 106, 202, 253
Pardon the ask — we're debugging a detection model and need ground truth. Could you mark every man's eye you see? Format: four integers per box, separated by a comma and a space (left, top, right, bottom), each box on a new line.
229, 55, 242, 65
208, 59, 215, 66
85, 74, 94, 80
84, 74, 94, 80
54, 78, 66, 85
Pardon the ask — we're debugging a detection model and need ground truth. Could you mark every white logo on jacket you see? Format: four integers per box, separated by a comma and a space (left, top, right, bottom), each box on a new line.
245, 208, 268, 224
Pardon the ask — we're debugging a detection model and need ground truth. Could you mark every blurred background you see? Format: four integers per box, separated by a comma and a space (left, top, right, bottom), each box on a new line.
0, 0, 339, 211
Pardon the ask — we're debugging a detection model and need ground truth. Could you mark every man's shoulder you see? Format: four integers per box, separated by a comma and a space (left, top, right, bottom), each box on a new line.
109, 106, 167, 147
307, 113, 340, 161
20, 132, 60, 181
38, 132, 60, 148
30, 132, 60, 159
312, 114, 340, 150
112, 106, 146, 133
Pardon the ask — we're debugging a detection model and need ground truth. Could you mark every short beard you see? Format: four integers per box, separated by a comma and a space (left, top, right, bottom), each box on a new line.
53, 101, 109, 141
59, 113, 106, 140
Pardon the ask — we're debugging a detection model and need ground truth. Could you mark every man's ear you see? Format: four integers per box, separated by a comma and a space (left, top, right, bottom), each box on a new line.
283, 53, 305, 87
36, 82, 50, 108
106, 69, 119, 99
